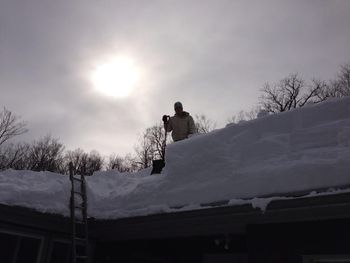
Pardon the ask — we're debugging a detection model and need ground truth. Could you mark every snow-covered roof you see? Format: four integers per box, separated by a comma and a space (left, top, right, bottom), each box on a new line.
1, 97, 350, 219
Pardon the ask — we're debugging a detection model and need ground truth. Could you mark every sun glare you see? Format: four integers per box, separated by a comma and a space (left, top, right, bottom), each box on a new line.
91, 56, 140, 98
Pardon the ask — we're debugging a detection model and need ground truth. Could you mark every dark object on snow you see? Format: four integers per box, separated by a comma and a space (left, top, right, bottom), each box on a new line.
151, 116, 170, 175
151, 159, 165, 174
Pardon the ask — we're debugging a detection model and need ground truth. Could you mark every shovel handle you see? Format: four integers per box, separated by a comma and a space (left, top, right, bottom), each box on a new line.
162, 118, 170, 160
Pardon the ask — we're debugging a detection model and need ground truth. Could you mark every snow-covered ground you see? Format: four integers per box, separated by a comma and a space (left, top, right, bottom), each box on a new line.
1, 97, 350, 219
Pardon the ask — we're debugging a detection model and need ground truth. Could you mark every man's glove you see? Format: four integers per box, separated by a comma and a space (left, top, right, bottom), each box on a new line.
162, 115, 169, 123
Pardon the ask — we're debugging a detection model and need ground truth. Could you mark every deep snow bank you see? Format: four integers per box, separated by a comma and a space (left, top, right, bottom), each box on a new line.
0, 169, 70, 215
87, 97, 350, 218
163, 97, 350, 204
1, 97, 350, 219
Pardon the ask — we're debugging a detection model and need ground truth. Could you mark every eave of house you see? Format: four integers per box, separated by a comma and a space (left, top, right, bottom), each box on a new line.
89, 191, 350, 241
1, 192, 350, 242
0, 203, 71, 235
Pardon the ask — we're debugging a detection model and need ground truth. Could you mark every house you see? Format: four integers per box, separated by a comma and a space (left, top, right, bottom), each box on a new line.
1, 189, 350, 263
1, 97, 350, 262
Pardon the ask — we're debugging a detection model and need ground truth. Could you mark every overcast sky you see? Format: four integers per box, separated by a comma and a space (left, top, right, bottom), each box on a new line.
1, 0, 349, 156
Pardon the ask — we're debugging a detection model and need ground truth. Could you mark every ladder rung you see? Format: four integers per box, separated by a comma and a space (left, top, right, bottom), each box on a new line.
75, 236, 88, 241
70, 170, 89, 263
75, 237, 87, 242
72, 177, 84, 182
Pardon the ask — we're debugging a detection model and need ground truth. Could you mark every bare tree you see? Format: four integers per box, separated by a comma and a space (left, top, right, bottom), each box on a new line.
227, 108, 260, 125
64, 148, 104, 176
106, 154, 125, 171
27, 135, 65, 172
337, 62, 350, 96
123, 154, 139, 172
85, 150, 104, 176
106, 153, 137, 172
0, 142, 30, 170
146, 123, 169, 160
260, 74, 321, 113
194, 114, 216, 133
134, 130, 154, 169
312, 62, 350, 102
312, 79, 338, 102
0, 108, 27, 147
134, 122, 172, 170
63, 148, 88, 175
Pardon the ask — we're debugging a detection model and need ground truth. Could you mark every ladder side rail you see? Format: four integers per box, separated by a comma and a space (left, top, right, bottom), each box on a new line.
81, 173, 89, 262
69, 162, 77, 263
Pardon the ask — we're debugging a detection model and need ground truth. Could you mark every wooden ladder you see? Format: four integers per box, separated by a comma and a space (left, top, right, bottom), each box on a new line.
69, 162, 89, 263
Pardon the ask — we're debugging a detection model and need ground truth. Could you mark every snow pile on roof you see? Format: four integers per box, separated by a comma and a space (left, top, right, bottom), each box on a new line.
163, 97, 350, 205
87, 97, 350, 218
1, 97, 350, 219
0, 169, 70, 215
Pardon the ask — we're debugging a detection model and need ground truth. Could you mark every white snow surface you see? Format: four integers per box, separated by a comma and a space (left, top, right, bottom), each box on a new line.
0, 169, 70, 216
1, 97, 350, 219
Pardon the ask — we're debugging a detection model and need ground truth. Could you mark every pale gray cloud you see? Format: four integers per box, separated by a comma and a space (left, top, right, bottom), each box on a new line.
1, 0, 350, 155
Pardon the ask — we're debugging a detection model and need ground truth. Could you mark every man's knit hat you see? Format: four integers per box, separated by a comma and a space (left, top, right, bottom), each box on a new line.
174, 101, 183, 109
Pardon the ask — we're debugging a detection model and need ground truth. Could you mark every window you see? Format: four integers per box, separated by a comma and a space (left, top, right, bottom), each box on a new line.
48, 240, 71, 263
0, 230, 43, 263
0, 232, 18, 263
303, 255, 350, 263
202, 254, 248, 263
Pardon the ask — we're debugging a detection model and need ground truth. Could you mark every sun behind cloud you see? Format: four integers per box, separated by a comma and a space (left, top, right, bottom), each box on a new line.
91, 56, 140, 98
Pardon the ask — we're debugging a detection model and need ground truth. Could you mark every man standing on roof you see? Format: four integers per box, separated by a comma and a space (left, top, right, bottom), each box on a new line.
162, 101, 197, 142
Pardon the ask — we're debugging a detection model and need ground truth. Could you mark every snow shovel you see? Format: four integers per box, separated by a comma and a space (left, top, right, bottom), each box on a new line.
151, 116, 169, 174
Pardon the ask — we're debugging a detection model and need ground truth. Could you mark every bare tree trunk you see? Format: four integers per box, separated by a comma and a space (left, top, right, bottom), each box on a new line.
0, 108, 27, 147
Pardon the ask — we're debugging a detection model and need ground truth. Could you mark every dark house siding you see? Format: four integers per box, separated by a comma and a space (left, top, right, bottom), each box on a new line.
1, 192, 350, 262
90, 192, 350, 263
247, 219, 350, 263
89, 192, 350, 241
0, 204, 87, 263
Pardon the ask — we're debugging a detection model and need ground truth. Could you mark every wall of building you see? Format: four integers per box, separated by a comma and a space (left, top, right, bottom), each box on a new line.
93, 219, 350, 263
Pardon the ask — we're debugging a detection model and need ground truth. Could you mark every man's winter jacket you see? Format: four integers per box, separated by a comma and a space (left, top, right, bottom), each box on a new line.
166, 111, 196, 141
